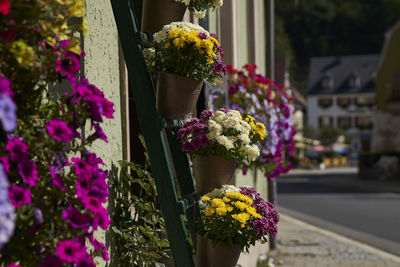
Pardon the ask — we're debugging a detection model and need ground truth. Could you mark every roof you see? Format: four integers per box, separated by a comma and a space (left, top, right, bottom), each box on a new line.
307, 54, 380, 95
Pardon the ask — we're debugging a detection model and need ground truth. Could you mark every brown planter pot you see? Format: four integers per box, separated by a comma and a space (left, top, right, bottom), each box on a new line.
141, 0, 187, 35
195, 234, 241, 267
193, 156, 237, 195
156, 72, 203, 120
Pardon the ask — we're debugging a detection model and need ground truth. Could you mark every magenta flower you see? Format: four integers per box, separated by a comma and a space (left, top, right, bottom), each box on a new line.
8, 185, 31, 208
18, 159, 39, 187
55, 240, 84, 264
5, 137, 29, 162
39, 255, 64, 267
55, 51, 81, 79
71, 157, 92, 177
62, 207, 92, 229
46, 119, 74, 143
93, 123, 108, 142
0, 157, 10, 173
49, 167, 67, 191
8, 264, 21, 267
0, 74, 13, 97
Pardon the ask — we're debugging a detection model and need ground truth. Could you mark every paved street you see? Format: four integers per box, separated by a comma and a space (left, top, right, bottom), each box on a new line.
277, 168, 400, 256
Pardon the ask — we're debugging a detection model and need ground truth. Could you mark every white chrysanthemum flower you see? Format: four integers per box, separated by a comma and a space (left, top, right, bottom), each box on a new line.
238, 134, 250, 145
207, 130, 219, 140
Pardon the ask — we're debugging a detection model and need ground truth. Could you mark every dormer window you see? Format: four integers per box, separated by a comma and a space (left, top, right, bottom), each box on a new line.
321, 73, 333, 89
348, 73, 361, 89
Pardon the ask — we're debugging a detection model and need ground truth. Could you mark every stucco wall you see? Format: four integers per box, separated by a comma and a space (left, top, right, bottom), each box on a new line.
84, 0, 124, 266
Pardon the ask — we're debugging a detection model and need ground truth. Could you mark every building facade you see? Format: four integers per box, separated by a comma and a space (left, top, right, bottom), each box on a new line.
307, 55, 380, 152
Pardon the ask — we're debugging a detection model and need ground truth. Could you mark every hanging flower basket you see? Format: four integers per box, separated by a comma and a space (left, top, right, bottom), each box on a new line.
156, 72, 203, 120
193, 155, 237, 195
143, 22, 226, 119
195, 234, 241, 267
141, 0, 187, 34
195, 185, 280, 266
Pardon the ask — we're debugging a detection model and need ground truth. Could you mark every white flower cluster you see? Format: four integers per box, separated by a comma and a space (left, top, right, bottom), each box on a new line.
142, 47, 155, 68
153, 21, 208, 43
174, 0, 224, 19
205, 184, 240, 199
207, 110, 260, 162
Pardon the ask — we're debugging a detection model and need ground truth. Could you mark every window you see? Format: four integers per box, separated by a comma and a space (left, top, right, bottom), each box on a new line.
321, 74, 333, 89
318, 97, 333, 109
355, 116, 373, 129
355, 96, 367, 107
337, 97, 351, 109
337, 116, 351, 129
318, 115, 333, 128
348, 74, 361, 89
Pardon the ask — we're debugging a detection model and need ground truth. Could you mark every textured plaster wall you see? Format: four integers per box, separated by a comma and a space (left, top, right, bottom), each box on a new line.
84, 0, 123, 266
238, 0, 249, 68
257, 0, 266, 76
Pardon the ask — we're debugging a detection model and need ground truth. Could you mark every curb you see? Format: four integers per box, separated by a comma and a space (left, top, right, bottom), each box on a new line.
279, 212, 400, 264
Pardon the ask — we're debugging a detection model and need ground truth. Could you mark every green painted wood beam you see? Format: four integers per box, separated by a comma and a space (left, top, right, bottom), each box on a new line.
110, 0, 195, 266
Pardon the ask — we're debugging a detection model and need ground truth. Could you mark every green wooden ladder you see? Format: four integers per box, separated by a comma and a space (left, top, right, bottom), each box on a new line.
110, 0, 198, 266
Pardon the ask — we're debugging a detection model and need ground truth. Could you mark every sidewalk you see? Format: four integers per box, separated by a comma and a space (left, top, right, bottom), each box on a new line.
259, 213, 400, 267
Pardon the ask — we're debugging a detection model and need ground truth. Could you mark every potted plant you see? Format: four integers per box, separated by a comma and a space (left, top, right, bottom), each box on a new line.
141, 0, 224, 34
177, 109, 265, 194
144, 22, 226, 120
195, 184, 279, 267
226, 64, 296, 180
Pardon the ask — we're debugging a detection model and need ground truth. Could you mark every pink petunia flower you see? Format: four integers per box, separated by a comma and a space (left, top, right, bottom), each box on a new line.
18, 159, 39, 187
5, 137, 29, 162
46, 119, 74, 143
8, 185, 31, 208
55, 240, 84, 264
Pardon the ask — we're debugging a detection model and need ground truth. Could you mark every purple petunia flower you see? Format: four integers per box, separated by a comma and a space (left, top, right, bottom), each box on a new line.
18, 159, 39, 187
34, 208, 44, 225
62, 207, 93, 229
49, 167, 67, 191
39, 255, 64, 267
0, 163, 16, 249
0, 74, 13, 97
55, 239, 84, 264
5, 137, 29, 162
8, 185, 31, 208
46, 119, 75, 143
55, 51, 81, 79
93, 123, 108, 143
0, 94, 17, 132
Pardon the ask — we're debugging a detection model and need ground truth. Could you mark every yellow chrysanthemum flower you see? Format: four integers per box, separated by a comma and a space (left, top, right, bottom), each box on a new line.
201, 196, 211, 202
173, 38, 185, 49
215, 207, 227, 216
207, 58, 214, 64
234, 201, 247, 211
232, 212, 250, 224
226, 205, 234, 212
164, 42, 171, 49
204, 207, 215, 216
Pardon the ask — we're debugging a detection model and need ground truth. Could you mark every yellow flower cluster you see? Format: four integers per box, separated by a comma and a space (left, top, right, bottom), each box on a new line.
165, 27, 217, 61
201, 191, 261, 227
244, 115, 266, 140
